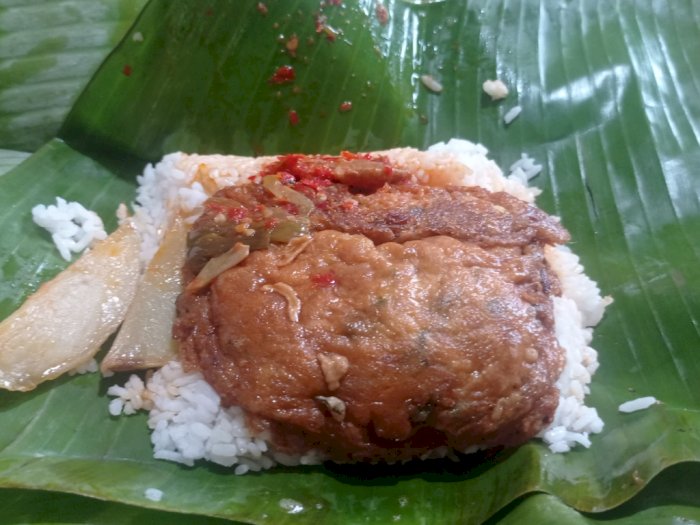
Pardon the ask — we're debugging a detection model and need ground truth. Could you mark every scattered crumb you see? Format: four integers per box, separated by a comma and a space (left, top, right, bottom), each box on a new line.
420, 74, 443, 93
503, 105, 522, 125
483, 79, 509, 100
286, 34, 299, 56
619, 396, 658, 413
31, 197, 107, 261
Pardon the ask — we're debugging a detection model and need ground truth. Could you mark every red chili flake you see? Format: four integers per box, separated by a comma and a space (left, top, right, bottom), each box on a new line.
256, 2, 268, 15
339, 101, 353, 112
262, 154, 339, 188
279, 171, 296, 184
324, 27, 337, 42
315, 199, 330, 211
311, 271, 337, 287
122, 64, 132, 77
376, 3, 389, 25
299, 176, 332, 190
269, 65, 296, 84
314, 13, 327, 33
288, 109, 300, 126
382, 165, 393, 176
264, 217, 279, 230
339, 150, 375, 162
206, 202, 247, 221
225, 208, 247, 221
314, 13, 339, 41
328, 0, 342, 5
204, 7, 213, 16
340, 199, 358, 211
340, 150, 369, 160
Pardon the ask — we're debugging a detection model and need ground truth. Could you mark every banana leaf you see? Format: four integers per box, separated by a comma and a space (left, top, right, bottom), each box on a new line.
1, 0, 699, 523
0, 0, 147, 152
0, 148, 29, 174
3, 463, 700, 525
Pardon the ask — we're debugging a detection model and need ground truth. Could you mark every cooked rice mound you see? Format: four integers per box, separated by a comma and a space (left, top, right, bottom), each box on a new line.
108, 139, 610, 471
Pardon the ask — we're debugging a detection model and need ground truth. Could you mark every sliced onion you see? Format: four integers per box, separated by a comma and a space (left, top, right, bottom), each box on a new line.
276, 235, 312, 266
262, 282, 301, 322
262, 175, 314, 215
186, 242, 250, 293
0, 222, 141, 391
317, 352, 349, 391
101, 220, 187, 373
269, 218, 308, 243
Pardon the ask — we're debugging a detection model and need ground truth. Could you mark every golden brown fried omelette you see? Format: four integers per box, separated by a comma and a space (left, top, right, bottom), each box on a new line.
174, 154, 569, 462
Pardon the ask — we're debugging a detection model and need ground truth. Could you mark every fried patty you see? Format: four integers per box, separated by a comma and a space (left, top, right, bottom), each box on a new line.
174, 155, 569, 462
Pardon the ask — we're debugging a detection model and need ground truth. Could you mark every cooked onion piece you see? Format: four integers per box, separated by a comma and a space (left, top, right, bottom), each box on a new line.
262, 175, 314, 214
262, 282, 301, 322
186, 242, 250, 293
0, 222, 141, 391
101, 220, 187, 373
317, 352, 349, 391
276, 235, 312, 266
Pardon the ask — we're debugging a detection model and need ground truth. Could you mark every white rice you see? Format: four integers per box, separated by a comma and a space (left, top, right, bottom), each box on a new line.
32, 197, 107, 261
108, 139, 609, 468
508, 153, 544, 185
619, 396, 658, 413
482, 79, 509, 100
425, 139, 540, 202
109, 361, 322, 470
420, 74, 443, 93
503, 105, 522, 125
130, 153, 269, 263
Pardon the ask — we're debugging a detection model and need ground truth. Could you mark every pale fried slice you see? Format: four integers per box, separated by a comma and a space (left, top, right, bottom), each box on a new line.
101, 220, 187, 373
0, 222, 140, 391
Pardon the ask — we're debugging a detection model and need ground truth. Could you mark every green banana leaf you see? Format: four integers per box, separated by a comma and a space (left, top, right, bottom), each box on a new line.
0, 148, 29, 174
0, 0, 147, 152
1, 0, 699, 523
3, 463, 700, 525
